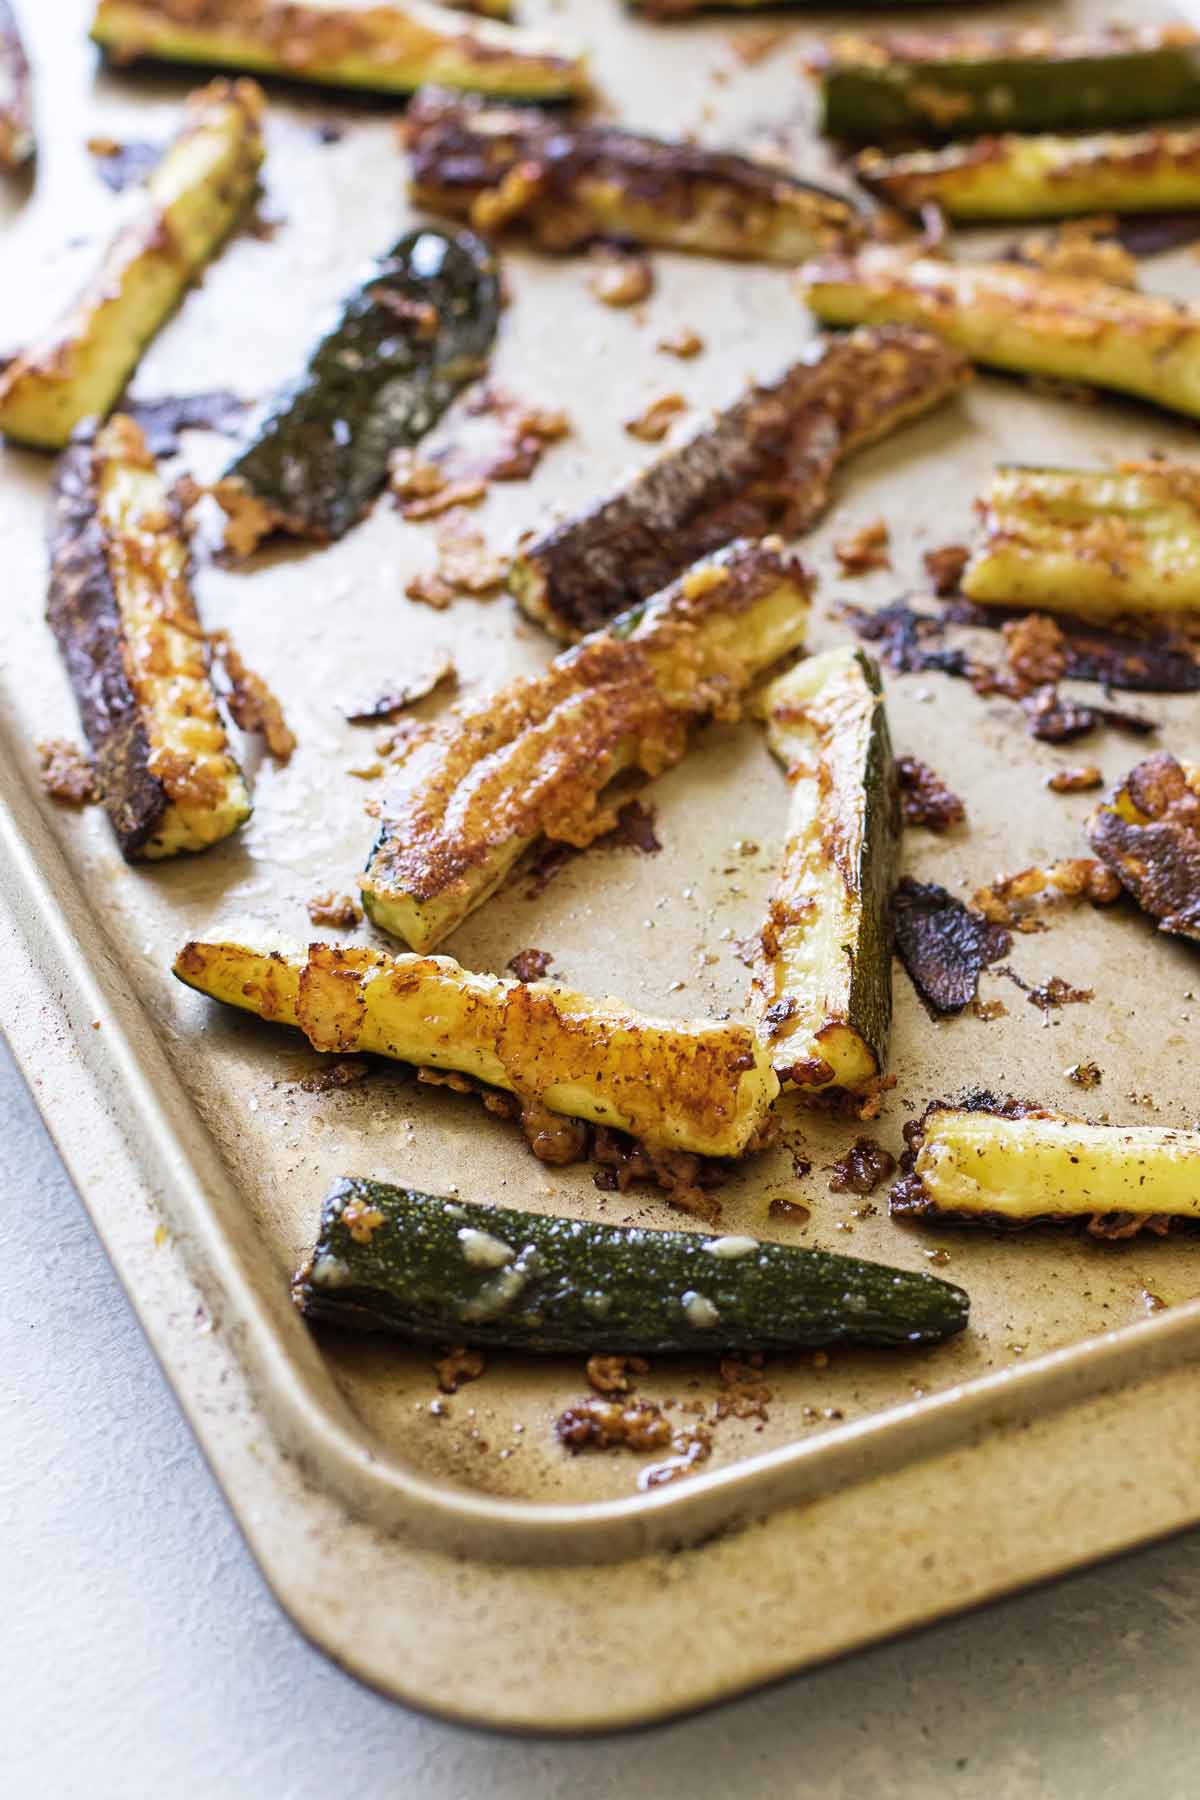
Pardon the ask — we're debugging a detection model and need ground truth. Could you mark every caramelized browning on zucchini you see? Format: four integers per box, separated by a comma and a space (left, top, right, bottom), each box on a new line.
964, 463, 1200, 617
813, 25, 1200, 143
218, 227, 500, 546
0, 0, 32, 171
47, 416, 250, 860
361, 541, 810, 951
803, 247, 1200, 421
893, 1101, 1200, 1234
857, 126, 1200, 222
1087, 754, 1200, 943
511, 326, 970, 641
173, 939, 780, 1157
0, 80, 263, 450
752, 647, 899, 1094
405, 89, 861, 264
91, 0, 587, 101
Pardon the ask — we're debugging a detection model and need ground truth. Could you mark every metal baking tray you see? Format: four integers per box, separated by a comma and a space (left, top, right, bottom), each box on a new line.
3, 0, 1199, 1732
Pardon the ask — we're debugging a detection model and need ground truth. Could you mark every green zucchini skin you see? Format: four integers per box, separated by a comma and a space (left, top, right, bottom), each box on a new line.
294, 1180, 970, 1351
818, 32, 1200, 143
223, 227, 500, 541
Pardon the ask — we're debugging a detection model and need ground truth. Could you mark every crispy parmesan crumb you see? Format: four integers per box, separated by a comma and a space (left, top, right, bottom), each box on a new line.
834, 518, 890, 575
586, 1353, 650, 1396
972, 996, 1008, 1021
1066, 1060, 1102, 1088
406, 510, 505, 608
714, 1354, 771, 1421
1014, 218, 1139, 289
1048, 764, 1104, 793
923, 543, 969, 596
208, 630, 296, 762
625, 392, 687, 442
557, 1395, 673, 1453
435, 1346, 486, 1393
827, 1137, 896, 1195
589, 248, 654, 306
505, 946, 553, 982
657, 325, 705, 358
897, 756, 965, 832
975, 858, 1122, 925
306, 891, 362, 928
298, 1058, 371, 1093
36, 739, 98, 804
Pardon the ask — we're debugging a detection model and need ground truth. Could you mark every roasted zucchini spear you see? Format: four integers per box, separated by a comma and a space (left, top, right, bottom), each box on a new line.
803, 247, 1200, 422
362, 541, 811, 952
216, 227, 500, 547
90, 0, 587, 101
751, 647, 899, 1094
893, 1102, 1200, 1236
0, 0, 32, 172
857, 126, 1200, 223
0, 80, 262, 451
510, 326, 970, 641
963, 463, 1200, 617
48, 417, 250, 861
1087, 754, 1200, 943
405, 89, 861, 264
813, 25, 1200, 144
294, 1180, 970, 1351
173, 939, 780, 1158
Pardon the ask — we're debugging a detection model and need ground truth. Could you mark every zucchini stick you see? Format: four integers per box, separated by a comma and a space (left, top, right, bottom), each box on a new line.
802, 247, 1200, 421
963, 463, 1200, 617
294, 1180, 970, 1351
173, 939, 780, 1158
361, 540, 811, 953
893, 1102, 1200, 1236
0, 80, 263, 450
813, 25, 1200, 144
857, 127, 1200, 223
48, 417, 250, 860
752, 647, 898, 1094
405, 89, 862, 264
1087, 754, 1200, 943
217, 228, 500, 547
510, 326, 970, 641
0, 0, 32, 171
90, 0, 587, 102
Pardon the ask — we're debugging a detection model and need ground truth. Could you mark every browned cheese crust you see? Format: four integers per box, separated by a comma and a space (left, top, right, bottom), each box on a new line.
1088, 753, 1200, 941
404, 88, 859, 261
46, 436, 172, 857
369, 540, 806, 907
513, 326, 969, 640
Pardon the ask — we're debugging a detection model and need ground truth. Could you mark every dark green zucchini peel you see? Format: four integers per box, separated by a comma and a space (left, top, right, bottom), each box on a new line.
293, 1180, 970, 1351
220, 227, 500, 543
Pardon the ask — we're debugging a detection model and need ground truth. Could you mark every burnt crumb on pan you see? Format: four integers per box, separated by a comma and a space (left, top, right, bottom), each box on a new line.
586, 1353, 650, 1396
891, 877, 1011, 1016
844, 599, 974, 681
208, 630, 295, 762
1088, 753, 1200, 941
626, 392, 687, 442
434, 1346, 486, 1393
769, 1195, 811, 1222
1004, 613, 1066, 688
342, 651, 456, 722
973, 858, 1121, 929
834, 518, 891, 576
505, 946, 553, 982
556, 1394, 673, 1453
523, 798, 662, 893
87, 134, 161, 191
119, 390, 251, 456
592, 1126, 730, 1226
996, 966, 1094, 1011
306, 891, 363, 929
714, 1354, 772, 1422
297, 1057, 371, 1093
1066, 1060, 1102, 1088
1022, 685, 1157, 744
897, 755, 965, 831
36, 739, 98, 804
923, 543, 969, 596
1048, 764, 1103, 793
827, 1136, 896, 1195
1053, 621, 1200, 695
589, 248, 655, 307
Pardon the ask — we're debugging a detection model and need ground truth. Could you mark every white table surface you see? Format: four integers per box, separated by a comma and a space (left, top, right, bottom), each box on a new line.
2, 1037, 1197, 1799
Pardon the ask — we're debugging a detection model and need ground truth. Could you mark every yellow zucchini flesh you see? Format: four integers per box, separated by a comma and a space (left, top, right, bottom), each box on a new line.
0, 80, 263, 450
963, 462, 1200, 617
802, 246, 1200, 421
361, 540, 811, 953
857, 126, 1200, 222
751, 646, 898, 1094
90, 0, 587, 101
48, 416, 250, 860
894, 1105, 1200, 1232
173, 939, 781, 1158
